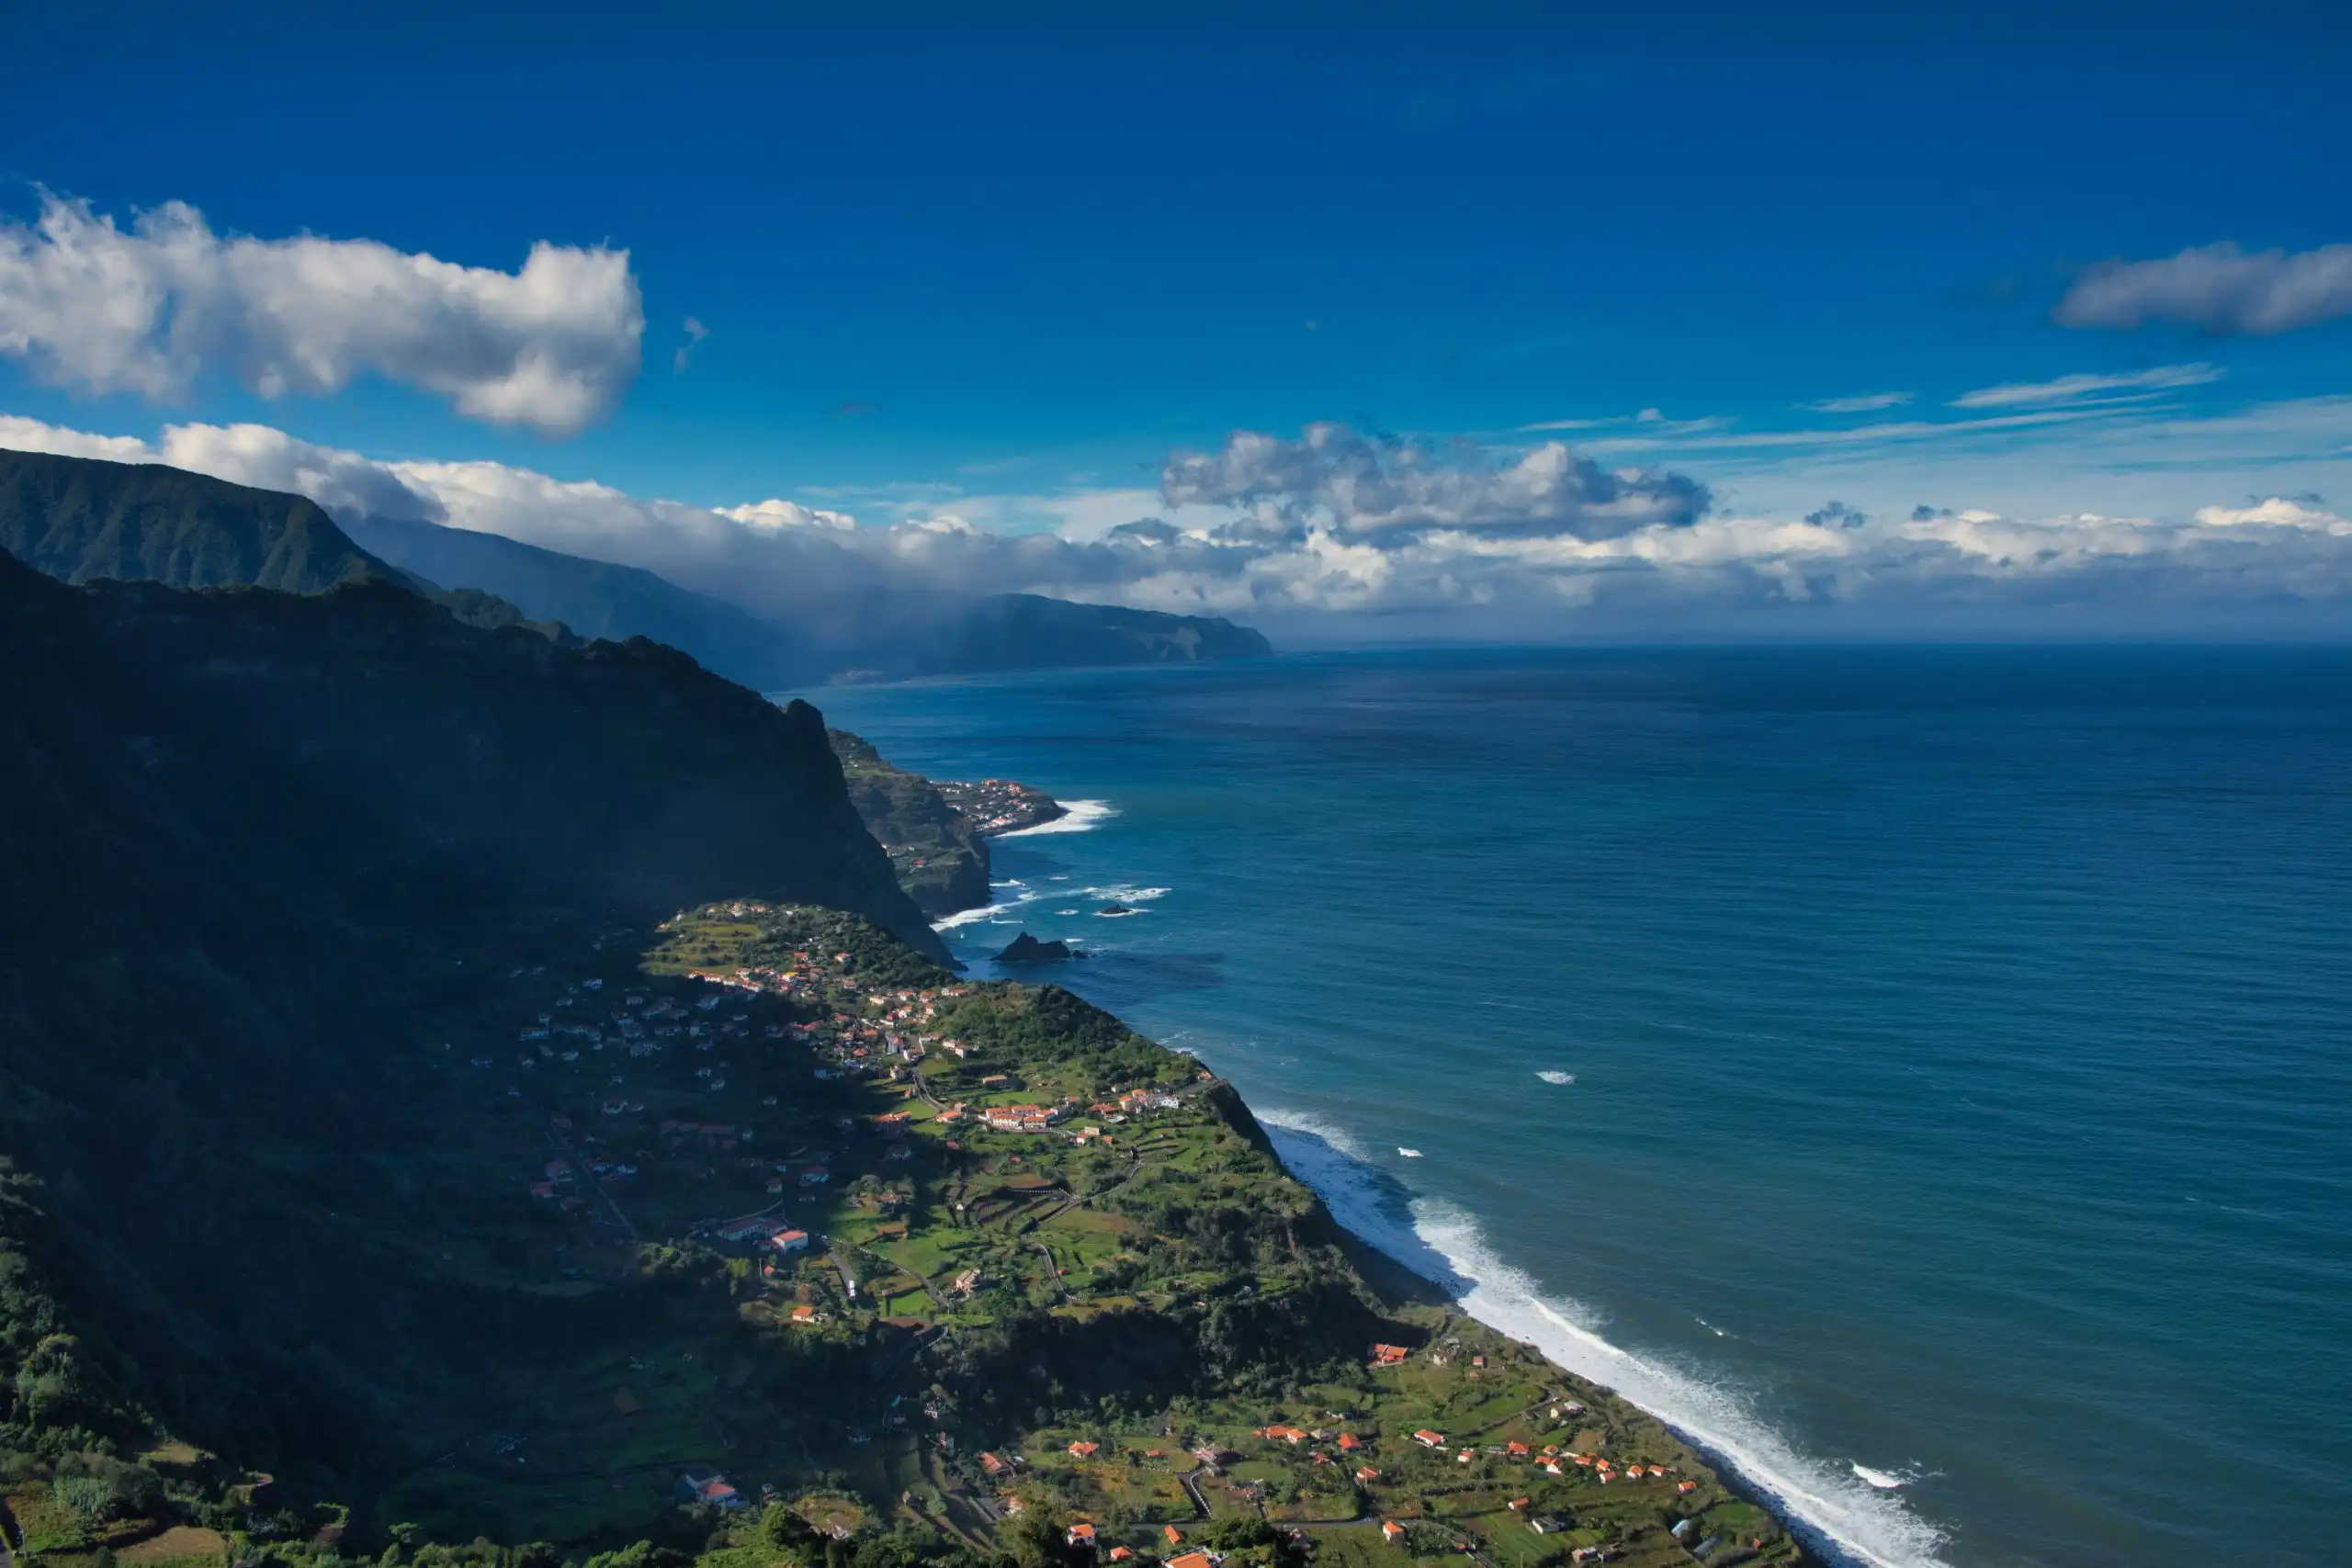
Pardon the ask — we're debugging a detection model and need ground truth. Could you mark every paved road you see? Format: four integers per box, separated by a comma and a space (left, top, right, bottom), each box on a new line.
539, 1113, 637, 1244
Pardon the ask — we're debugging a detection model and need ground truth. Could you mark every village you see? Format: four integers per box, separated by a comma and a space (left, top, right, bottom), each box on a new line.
366, 901, 1796, 1568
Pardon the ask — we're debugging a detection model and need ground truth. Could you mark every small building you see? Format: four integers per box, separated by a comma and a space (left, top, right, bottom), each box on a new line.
1380, 1522, 1406, 1545
1413, 1429, 1446, 1449
1528, 1517, 1569, 1536
1067, 1524, 1096, 1549
1068, 1440, 1100, 1459
1372, 1344, 1410, 1366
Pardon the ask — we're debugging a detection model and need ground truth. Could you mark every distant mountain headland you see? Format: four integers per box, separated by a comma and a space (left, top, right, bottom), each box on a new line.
345, 506, 1271, 687
0, 448, 1272, 687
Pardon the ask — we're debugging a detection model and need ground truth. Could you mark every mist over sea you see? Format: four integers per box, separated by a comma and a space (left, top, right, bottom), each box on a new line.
810, 646, 2352, 1568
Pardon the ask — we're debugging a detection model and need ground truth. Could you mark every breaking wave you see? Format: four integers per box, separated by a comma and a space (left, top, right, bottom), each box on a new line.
999, 799, 1119, 836
1256, 1109, 1954, 1568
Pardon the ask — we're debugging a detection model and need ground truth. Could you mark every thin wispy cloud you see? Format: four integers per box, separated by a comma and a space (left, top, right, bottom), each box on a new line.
0, 190, 643, 436
673, 317, 709, 373
1516, 410, 1730, 437
1950, 363, 2223, 410
2057, 242, 2352, 335
1804, 391, 1914, 413
1582, 405, 2114, 454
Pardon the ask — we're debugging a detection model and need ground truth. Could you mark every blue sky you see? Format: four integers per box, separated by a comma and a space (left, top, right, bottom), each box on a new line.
4, 0, 2351, 635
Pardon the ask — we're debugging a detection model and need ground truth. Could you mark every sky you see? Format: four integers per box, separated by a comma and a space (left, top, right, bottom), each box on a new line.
4, 0, 2351, 639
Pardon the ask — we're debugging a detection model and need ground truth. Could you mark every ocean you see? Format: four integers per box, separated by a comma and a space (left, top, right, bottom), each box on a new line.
806, 646, 2352, 1568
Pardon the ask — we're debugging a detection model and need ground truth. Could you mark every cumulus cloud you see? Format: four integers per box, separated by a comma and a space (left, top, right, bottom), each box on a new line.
0, 192, 642, 434
718, 498, 858, 531
2056, 242, 2352, 335
10, 412, 2352, 636
1159, 423, 1710, 541
1951, 364, 2222, 409
0, 412, 153, 462
2192, 497, 2348, 531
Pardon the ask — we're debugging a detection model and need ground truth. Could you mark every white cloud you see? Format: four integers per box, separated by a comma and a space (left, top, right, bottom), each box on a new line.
1951, 364, 2222, 409
9, 412, 2352, 637
156, 422, 449, 521
1803, 391, 1914, 413
0, 412, 152, 462
0, 192, 643, 435
2192, 497, 2348, 531
1159, 423, 1710, 540
2056, 242, 2352, 335
718, 498, 858, 531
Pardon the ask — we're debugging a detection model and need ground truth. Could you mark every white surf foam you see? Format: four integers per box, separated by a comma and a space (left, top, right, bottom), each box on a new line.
999, 799, 1119, 837
1257, 1108, 1954, 1568
933, 882, 1048, 931
1852, 1464, 1907, 1491
1536, 1070, 1575, 1085
1396, 1146, 1423, 1158
933, 902, 1017, 931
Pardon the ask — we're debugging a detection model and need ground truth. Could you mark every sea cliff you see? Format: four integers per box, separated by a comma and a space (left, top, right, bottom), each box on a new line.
831, 728, 1067, 919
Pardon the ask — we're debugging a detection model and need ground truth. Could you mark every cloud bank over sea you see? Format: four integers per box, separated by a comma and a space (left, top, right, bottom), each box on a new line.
8, 404, 2352, 641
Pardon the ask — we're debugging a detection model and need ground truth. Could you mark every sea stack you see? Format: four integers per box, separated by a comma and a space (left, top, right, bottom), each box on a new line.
994, 931, 1075, 963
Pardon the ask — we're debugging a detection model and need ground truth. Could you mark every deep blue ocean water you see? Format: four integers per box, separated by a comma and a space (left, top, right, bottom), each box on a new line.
807, 647, 2352, 1568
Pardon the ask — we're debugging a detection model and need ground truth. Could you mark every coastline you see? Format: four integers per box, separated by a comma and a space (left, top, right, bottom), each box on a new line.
930, 795, 1948, 1568
1255, 1112, 1947, 1568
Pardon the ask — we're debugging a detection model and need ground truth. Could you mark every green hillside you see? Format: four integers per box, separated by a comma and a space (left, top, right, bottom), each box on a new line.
0, 553, 1796, 1568
0, 449, 569, 640
0, 448, 388, 592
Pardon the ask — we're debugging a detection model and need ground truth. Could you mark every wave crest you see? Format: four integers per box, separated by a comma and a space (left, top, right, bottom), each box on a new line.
1257, 1109, 1953, 1568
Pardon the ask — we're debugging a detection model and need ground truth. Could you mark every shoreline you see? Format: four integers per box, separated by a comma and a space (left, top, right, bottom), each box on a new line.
1255, 1112, 1947, 1568
930, 790, 1949, 1568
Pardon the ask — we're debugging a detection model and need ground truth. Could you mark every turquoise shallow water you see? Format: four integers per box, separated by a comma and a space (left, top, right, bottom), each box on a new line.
807, 647, 2352, 1568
